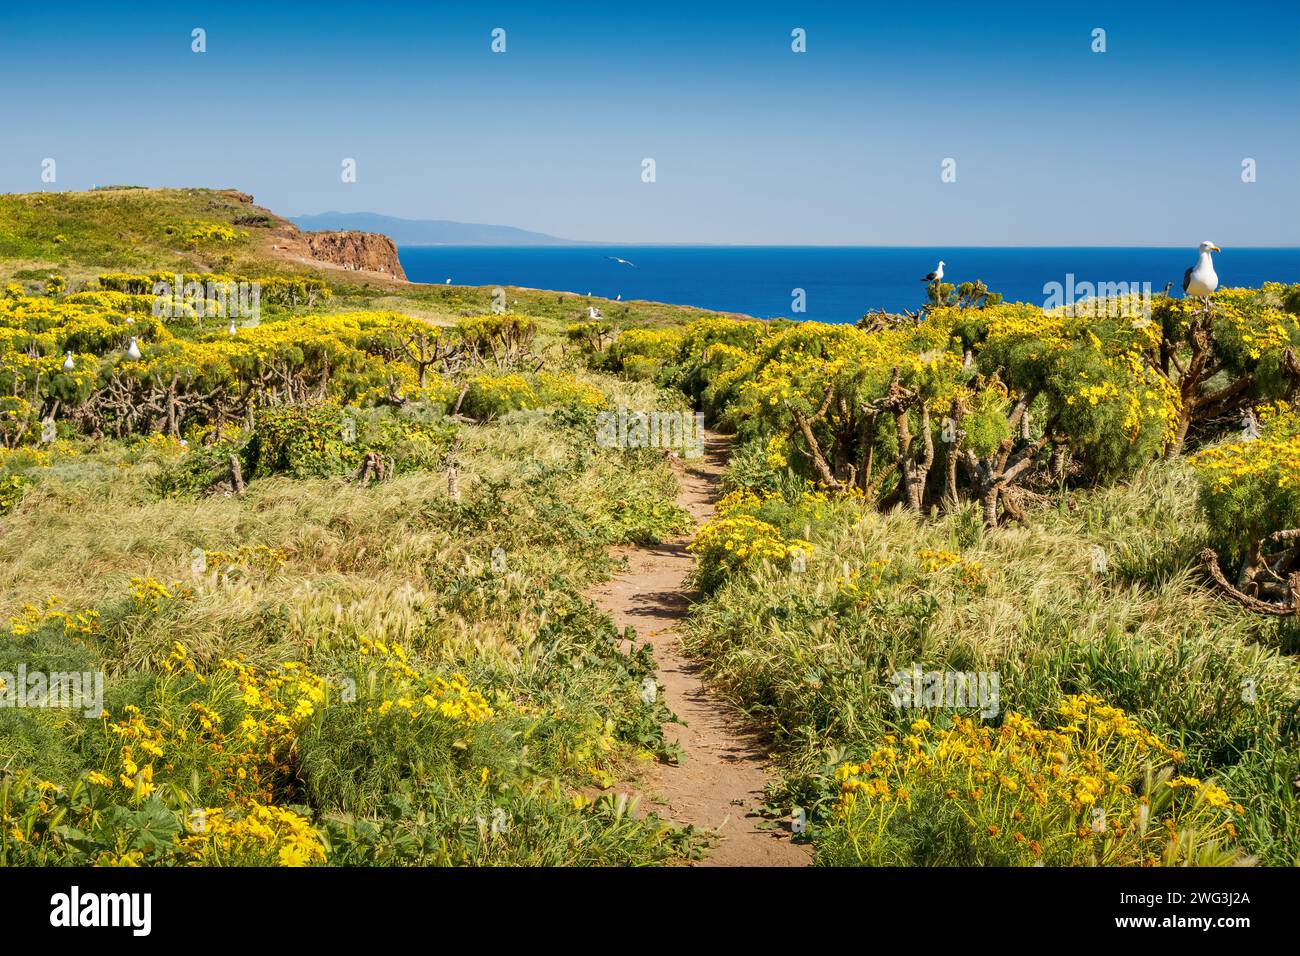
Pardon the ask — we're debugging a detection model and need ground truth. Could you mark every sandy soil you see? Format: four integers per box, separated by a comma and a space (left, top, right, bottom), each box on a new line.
588, 433, 810, 867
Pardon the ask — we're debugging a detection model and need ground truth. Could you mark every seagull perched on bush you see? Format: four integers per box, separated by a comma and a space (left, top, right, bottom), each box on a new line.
1182, 241, 1221, 302
922, 260, 945, 283
126, 337, 142, 360
228, 320, 237, 335
62, 350, 74, 371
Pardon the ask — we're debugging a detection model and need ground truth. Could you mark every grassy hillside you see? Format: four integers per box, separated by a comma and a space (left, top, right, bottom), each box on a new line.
0, 188, 275, 278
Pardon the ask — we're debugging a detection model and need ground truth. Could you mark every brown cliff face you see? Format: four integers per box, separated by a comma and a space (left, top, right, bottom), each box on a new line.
213, 190, 407, 282
300, 231, 406, 280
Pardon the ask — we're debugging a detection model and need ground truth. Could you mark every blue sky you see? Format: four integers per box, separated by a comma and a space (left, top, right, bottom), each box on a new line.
2, 0, 1297, 245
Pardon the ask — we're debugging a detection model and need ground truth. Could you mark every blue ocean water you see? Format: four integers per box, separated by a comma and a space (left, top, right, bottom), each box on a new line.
399, 246, 1300, 324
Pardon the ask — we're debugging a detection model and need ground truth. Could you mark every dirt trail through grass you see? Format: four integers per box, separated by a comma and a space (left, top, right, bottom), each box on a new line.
589, 433, 810, 866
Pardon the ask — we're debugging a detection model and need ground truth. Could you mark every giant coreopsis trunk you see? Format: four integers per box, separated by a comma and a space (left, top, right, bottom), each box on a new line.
981, 488, 999, 527
1165, 408, 1193, 459
896, 402, 934, 511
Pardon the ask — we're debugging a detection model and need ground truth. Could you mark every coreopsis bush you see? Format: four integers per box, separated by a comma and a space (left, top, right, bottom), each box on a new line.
0, 289, 463, 440
460, 371, 607, 420
822, 696, 1248, 866
98, 271, 331, 307
565, 319, 614, 354
607, 328, 684, 380
248, 403, 457, 481
459, 372, 538, 419
948, 303, 1179, 481
455, 312, 537, 368
1151, 285, 1300, 454
534, 371, 607, 411
249, 404, 361, 479
1193, 392, 1300, 623
659, 300, 1190, 523
1192, 403, 1300, 566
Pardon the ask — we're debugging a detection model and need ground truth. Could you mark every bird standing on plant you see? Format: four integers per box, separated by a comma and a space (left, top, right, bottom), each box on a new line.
1183, 241, 1221, 304
62, 351, 74, 371
126, 337, 142, 360
922, 260, 945, 283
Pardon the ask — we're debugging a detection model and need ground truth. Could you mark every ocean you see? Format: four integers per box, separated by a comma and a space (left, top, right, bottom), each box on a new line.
398, 246, 1300, 324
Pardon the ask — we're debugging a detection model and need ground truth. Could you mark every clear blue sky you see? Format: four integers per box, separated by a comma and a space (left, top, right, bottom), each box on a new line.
2, 0, 1297, 245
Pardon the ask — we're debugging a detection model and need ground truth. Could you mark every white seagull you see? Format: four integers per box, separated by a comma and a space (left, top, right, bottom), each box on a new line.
445, 278, 451, 284
588, 306, 602, 319
606, 256, 638, 268
126, 337, 142, 360
62, 351, 75, 371
922, 260, 945, 283
1183, 241, 1221, 301
228, 320, 238, 335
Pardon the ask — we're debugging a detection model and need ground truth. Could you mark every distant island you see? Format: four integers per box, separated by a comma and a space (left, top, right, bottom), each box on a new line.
289, 211, 582, 246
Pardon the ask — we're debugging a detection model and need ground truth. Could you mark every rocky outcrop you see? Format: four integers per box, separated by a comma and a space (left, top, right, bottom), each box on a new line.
191, 189, 408, 282
301, 231, 406, 280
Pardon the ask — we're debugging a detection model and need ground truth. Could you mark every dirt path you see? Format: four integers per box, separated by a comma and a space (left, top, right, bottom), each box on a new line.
589, 433, 810, 866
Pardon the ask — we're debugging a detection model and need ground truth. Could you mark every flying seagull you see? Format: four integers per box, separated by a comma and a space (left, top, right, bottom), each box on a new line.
1182, 241, 1221, 302
922, 260, 945, 283
126, 337, 142, 360
62, 351, 74, 371
606, 256, 638, 268
445, 278, 451, 284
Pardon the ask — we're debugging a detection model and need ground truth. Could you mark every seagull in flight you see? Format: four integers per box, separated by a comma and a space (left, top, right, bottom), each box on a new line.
1182, 241, 1221, 303
921, 260, 945, 283
606, 256, 638, 268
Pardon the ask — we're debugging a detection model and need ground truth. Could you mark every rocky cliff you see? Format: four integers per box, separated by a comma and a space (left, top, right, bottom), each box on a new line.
300, 231, 406, 280
212, 190, 406, 281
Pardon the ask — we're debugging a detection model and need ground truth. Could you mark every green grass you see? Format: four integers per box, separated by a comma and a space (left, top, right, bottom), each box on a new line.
0, 188, 273, 278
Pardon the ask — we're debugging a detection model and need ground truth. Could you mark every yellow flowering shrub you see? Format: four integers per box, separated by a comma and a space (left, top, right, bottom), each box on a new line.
534, 371, 608, 411
182, 222, 246, 246
356, 636, 495, 727
825, 696, 1247, 866
460, 372, 538, 418
608, 328, 684, 378
180, 802, 326, 866
689, 513, 813, 590
1192, 403, 1300, 568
